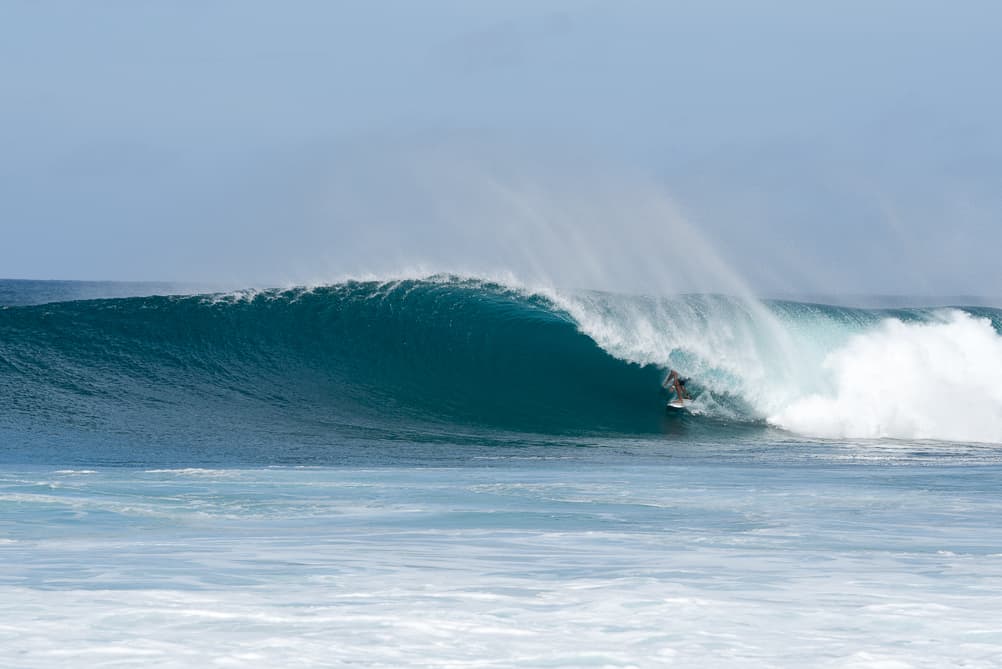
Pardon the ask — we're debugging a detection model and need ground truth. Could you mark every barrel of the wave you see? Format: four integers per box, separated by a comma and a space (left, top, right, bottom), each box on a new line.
0, 277, 678, 443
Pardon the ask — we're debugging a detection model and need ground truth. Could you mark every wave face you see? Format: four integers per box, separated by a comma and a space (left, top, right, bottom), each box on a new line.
2, 276, 1001, 444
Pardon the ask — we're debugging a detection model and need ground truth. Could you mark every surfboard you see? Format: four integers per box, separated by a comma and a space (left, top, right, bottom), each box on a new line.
666, 399, 687, 410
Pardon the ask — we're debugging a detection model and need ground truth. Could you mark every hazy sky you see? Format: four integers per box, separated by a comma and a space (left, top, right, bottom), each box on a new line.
2, 1, 1000, 296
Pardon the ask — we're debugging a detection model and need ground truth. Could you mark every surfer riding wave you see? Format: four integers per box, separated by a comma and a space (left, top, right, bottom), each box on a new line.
663, 369, 691, 404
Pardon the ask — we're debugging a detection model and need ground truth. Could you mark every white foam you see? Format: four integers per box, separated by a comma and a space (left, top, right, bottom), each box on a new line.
770, 311, 1002, 443
3, 465, 1002, 668
143, 468, 232, 476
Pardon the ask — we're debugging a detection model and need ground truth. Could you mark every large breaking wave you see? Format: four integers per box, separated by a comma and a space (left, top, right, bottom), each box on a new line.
2, 276, 1001, 444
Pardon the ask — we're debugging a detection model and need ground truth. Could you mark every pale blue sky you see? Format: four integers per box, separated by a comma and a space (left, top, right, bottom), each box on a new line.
2, 1, 1000, 295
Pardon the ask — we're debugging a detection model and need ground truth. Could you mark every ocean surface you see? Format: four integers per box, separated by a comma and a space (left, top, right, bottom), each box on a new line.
2, 277, 1002, 667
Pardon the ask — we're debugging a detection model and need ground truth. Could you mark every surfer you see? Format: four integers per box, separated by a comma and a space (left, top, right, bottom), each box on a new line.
663, 369, 691, 402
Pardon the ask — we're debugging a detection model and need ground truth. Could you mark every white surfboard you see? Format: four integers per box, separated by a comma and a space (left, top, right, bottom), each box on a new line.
666, 399, 687, 410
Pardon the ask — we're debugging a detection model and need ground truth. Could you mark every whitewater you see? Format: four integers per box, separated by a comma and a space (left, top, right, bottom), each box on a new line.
3, 277, 1002, 668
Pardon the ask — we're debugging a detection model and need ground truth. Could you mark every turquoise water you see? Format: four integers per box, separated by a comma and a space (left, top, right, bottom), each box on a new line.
2, 278, 1002, 667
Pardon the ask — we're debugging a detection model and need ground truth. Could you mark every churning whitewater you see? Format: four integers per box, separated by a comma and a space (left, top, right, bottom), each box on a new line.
3, 275, 1001, 445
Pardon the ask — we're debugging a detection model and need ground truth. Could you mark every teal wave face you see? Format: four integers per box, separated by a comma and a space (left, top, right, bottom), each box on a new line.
0, 279, 673, 441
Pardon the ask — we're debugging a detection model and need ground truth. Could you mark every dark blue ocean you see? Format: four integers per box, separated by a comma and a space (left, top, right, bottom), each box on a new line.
2, 277, 1002, 667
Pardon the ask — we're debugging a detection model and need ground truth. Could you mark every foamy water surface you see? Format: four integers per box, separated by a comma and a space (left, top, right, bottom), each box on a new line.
3, 446, 1002, 668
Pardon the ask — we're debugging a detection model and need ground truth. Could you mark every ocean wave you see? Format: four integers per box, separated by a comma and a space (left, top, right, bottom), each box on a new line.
1, 275, 1000, 443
